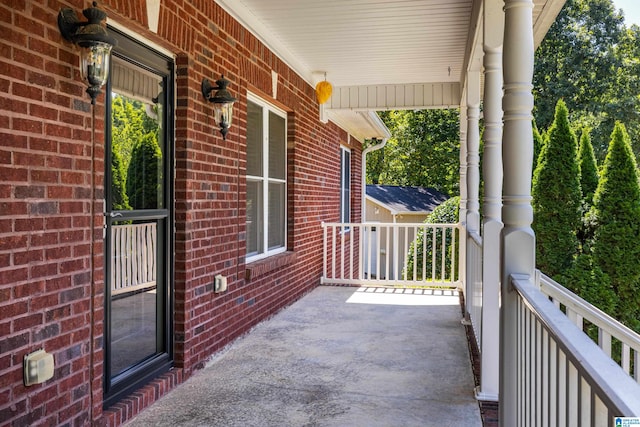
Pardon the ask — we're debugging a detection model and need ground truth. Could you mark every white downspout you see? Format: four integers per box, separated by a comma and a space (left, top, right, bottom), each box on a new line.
361, 111, 391, 222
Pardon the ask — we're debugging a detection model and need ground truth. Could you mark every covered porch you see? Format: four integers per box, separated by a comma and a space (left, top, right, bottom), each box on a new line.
126, 286, 482, 426
217, 0, 640, 424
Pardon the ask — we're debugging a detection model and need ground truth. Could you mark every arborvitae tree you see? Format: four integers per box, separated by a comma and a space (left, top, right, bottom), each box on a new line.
532, 100, 582, 277
577, 129, 599, 205
577, 128, 599, 247
110, 148, 131, 211
126, 132, 163, 210
590, 122, 640, 332
532, 120, 544, 175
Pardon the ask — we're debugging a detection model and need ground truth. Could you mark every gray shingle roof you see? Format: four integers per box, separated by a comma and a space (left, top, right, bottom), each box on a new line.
366, 185, 448, 214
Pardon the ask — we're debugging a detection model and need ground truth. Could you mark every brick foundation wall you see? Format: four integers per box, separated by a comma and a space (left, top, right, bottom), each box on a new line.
0, 1, 363, 426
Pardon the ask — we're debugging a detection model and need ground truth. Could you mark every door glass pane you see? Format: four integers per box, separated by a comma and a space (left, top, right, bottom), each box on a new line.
110, 57, 164, 211
247, 179, 263, 255
109, 219, 159, 375
268, 112, 285, 180
268, 182, 285, 249
108, 54, 166, 382
247, 100, 263, 177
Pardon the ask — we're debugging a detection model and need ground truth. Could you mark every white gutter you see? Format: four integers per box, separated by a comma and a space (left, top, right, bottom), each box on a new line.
362, 111, 391, 222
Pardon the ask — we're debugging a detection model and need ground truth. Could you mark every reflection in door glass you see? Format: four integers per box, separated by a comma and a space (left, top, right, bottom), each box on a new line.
110, 219, 158, 376
110, 92, 163, 211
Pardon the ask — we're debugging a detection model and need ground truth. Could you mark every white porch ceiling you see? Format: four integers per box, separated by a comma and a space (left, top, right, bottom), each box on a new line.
216, 0, 565, 138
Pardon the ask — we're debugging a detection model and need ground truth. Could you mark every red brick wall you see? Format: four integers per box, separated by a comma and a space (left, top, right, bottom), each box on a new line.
0, 1, 363, 426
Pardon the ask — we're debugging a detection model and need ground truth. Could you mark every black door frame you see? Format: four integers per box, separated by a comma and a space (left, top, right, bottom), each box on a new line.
103, 28, 175, 408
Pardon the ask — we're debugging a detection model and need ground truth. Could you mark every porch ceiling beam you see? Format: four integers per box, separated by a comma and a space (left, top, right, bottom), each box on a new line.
327, 82, 462, 111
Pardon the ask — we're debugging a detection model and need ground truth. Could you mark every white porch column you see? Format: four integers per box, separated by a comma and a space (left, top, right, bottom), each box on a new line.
500, 0, 536, 425
477, 0, 504, 403
465, 71, 481, 317
458, 107, 468, 287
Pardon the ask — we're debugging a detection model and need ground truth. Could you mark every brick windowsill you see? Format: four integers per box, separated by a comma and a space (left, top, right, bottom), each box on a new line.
245, 251, 297, 281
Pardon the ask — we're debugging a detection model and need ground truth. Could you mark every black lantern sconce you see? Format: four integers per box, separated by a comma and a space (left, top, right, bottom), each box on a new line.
202, 75, 237, 140
58, 2, 116, 105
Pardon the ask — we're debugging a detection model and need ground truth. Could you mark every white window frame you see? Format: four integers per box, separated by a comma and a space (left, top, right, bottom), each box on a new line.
246, 93, 287, 263
340, 146, 351, 225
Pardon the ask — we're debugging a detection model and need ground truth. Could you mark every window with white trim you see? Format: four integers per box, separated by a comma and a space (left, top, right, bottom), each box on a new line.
340, 146, 351, 224
246, 94, 287, 261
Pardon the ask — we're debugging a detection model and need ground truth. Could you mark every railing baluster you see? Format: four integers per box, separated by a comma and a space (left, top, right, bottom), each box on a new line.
599, 330, 612, 357
440, 226, 446, 282
622, 343, 631, 374
580, 378, 590, 427
331, 225, 336, 280
384, 226, 390, 281
322, 223, 327, 281
422, 224, 427, 281
431, 227, 436, 282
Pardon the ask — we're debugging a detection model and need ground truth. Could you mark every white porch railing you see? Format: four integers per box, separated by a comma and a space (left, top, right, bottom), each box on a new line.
538, 272, 640, 383
111, 222, 157, 296
508, 275, 640, 425
467, 230, 483, 349
321, 222, 461, 288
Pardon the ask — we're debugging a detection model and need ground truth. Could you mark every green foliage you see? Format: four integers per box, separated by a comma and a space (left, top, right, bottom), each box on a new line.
590, 123, 640, 332
532, 120, 544, 175
577, 129, 599, 205
532, 100, 582, 277
556, 254, 616, 315
576, 129, 599, 247
126, 132, 163, 210
404, 197, 459, 281
534, 0, 640, 161
364, 139, 385, 185
376, 110, 460, 196
110, 148, 131, 211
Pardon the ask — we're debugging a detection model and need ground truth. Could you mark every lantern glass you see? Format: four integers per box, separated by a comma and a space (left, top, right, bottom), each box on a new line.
79, 42, 112, 88
214, 102, 234, 128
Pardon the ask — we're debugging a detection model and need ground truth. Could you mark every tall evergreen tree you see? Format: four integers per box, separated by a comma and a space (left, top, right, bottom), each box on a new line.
111, 149, 131, 211
590, 122, 640, 332
532, 100, 582, 277
533, 0, 638, 161
577, 129, 599, 247
577, 128, 599, 205
126, 133, 163, 210
532, 120, 544, 175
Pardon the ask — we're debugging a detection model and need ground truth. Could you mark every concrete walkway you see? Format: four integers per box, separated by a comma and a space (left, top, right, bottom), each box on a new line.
126, 286, 482, 427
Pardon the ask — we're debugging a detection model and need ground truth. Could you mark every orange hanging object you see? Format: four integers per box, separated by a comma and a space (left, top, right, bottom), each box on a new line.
315, 80, 332, 104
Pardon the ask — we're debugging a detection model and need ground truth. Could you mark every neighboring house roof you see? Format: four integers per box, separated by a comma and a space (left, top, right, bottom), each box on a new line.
366, 185, 448, 215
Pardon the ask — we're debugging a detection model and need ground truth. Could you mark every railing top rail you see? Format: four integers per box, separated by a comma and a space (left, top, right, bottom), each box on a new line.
538, 272, 640, 351
511, 274, 640, 416
321, 221, 461, 229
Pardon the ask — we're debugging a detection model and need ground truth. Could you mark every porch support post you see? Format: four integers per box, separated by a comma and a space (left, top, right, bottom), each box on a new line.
465, 71, 481, 317
500, 0, 536, 424
458, 106, 468, 288
477, 0, 504, 403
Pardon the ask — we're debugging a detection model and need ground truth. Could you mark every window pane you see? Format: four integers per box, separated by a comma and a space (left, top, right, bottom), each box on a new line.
268, 112, 285, 180
268, 182, 285, 250
247, 179, 263, 255
340, 149, 351, 223
247, 101, 263, 177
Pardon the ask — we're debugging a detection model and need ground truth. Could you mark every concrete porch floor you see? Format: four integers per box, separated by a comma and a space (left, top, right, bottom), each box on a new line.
125, 286, 482, 427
